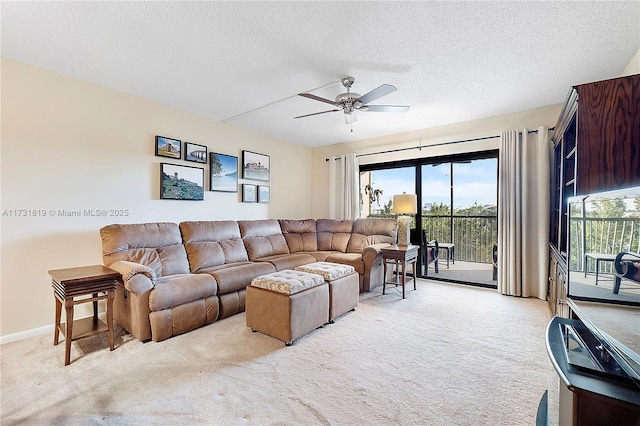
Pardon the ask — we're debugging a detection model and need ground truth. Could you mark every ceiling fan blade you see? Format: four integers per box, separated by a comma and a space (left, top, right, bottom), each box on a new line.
357, 84, 397, 105
294, 109, 340, 119
298, 93, 338, 106
362, 105, 410, 113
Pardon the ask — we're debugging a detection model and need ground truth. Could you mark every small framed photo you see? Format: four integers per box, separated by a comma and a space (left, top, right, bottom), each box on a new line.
155, 135, 181, 159
242, 150, 270, 181
258, 185, 270, 203
242, 184, 257, 203
160, 163, 204, 201
210, 152, 238, 192
184, 142, 207, 163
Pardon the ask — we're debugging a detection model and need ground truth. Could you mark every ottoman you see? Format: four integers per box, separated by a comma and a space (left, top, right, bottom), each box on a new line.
246, 270, 329, 346
295, 262, 359, 323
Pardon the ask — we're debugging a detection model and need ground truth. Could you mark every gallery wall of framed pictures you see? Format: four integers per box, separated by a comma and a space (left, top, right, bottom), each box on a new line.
154, 136, 269, 203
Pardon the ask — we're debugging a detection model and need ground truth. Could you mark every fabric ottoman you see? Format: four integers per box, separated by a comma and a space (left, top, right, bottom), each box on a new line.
246, 270, 329, 346
295, 262, 359, 323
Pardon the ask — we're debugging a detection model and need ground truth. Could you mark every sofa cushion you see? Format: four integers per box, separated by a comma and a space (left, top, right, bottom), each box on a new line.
316, 219, 354, 253
256, 253, 318, 271
100, 222, 190, 277
149, 273, 217, 312
325, 253, 365, 275
300, 251, 334, 262
347, 218, 397, 253
180, 221, 249, 272
239, 219, 290, 260
199, 261, 276, 294
279, 219, 318, 253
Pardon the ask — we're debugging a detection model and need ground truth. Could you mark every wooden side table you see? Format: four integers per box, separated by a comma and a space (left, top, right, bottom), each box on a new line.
49, 265, 119, 366
381, 244, 419, 299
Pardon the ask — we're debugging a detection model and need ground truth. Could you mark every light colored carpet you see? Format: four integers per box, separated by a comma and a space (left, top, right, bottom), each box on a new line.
1, 279, 555, 425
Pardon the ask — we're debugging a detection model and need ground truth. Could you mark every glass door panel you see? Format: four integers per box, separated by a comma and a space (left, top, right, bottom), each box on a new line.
422, 163, 452, 243
452, 159, 497, 264
360, 167, 415, 218
421, 157, 498, 286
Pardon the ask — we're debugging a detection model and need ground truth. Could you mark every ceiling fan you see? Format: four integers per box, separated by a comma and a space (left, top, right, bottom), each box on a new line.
294, 76, 409, 129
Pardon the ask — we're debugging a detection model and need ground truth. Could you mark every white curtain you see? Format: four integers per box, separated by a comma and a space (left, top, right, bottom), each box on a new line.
328, 153, 360, 219
497, 126, 550, 299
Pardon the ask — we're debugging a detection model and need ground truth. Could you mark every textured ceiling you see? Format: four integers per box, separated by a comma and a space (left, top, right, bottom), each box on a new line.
2, 1, 639, 147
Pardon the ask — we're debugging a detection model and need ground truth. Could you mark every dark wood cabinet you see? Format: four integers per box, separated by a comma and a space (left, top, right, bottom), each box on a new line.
546, 73, 640, 426
550, 88, 578, 254
550, 74, 640, 255
576, 75, 640, 195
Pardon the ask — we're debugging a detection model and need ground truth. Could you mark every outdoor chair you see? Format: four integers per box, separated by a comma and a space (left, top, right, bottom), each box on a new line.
613, 251, 640, 294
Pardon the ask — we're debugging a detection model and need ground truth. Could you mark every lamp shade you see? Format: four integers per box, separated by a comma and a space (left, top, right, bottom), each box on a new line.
392, 192, 417, 214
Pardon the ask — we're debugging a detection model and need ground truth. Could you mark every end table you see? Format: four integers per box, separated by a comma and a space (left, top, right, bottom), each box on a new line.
49, 265, 119, 365
381, 244, 419, 299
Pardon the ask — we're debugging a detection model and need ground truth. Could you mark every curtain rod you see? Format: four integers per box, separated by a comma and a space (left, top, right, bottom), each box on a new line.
324, 127, 554, 161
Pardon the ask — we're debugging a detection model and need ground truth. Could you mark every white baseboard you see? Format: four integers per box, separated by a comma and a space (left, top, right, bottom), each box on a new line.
1, 312, 108, 345
1, 324, 54, 345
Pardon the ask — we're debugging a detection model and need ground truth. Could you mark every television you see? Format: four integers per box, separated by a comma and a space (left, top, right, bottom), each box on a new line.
565, 186, 640, 390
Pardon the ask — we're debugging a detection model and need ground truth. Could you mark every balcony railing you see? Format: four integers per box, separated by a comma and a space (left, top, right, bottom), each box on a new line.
423, 215, 498, 263
369, 214, 638, 271
370, 214, 498, 264
568, 217, 640, 273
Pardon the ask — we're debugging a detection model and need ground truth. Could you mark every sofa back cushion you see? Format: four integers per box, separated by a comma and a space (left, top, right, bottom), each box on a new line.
179, 221, 249, 272
346, 218, 397, 253
279, 219, 318, 253
316, 219, 354, 253
239, 219, 290, 260
100, 222, 190, 277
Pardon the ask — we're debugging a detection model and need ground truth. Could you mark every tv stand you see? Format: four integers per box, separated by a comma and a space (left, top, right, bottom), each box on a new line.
545, 316, 640, 425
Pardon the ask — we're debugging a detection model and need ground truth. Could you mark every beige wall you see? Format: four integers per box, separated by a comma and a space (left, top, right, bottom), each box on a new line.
620, 48, 640, 76
0, 58, 312, 338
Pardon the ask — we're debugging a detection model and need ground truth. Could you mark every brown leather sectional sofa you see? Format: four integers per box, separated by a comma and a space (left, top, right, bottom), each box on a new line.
100, 218, 396, 342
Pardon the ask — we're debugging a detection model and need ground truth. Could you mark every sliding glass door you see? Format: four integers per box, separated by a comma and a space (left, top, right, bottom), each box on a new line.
421, 158, 498, 286
361, 151, 498, 287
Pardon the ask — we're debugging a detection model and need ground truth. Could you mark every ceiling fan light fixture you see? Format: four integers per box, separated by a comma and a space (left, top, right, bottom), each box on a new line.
344, 111, 357, 125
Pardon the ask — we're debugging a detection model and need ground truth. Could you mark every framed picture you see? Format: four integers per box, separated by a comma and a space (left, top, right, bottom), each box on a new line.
160, 163, 204, 201
184, 142, 207, 163
210, 152, 238, 192
155, 135, 181, 159
242, 150, 270, 181
242, 184, 257, 203
258, 185, 270, 203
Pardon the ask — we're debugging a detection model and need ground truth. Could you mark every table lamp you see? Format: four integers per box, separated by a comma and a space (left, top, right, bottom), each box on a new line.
393, 192, 417, 246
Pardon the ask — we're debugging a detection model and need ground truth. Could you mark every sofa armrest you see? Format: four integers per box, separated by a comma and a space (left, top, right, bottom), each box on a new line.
361, 243, 392, 292
109, 260, 156, 292
107, 260, 155, 341
362, 243, 393, 261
